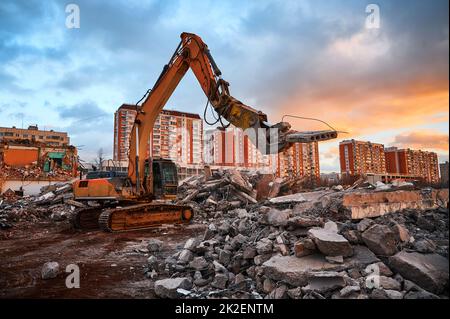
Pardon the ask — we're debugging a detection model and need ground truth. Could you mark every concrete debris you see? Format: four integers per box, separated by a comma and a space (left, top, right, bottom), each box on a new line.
389, 251, 449, 294
154, 277, 193, 299
2, 168, 448, 299
308, 224, 353, 257
0, 181, 77, 228
144, 172, 448, 299
41, 261, 60, 279
361, 224, 398, 256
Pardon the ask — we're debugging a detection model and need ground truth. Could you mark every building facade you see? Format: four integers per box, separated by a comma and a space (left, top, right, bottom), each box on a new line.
113, 105, 203, 170
339, 139, 386, 176
113, 104, 138, 162
204, 127, 271, 169
440, 161, 449, 184
204, 126, 320, 182
0, 125, 70, 147
384, 147, 440, 183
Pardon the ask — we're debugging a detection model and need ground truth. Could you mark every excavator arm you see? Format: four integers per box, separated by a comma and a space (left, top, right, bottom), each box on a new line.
128, 32, 337, 194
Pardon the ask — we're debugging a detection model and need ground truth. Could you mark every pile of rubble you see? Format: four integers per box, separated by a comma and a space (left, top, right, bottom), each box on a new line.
0, 164, 74, 181
145, 170, 449, 299
0, 182, 79, 230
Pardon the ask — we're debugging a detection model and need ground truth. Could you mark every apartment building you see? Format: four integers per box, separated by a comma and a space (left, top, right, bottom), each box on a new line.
113, 104, 203, 170
0, 125, 70, 147
151, 110, 203, 167
205, 126, 320, 182
113, 104, 138, 162
385, 147, 440, 183
275, 141, 320, 183
440, 161, 449, 184
339, 139, 386, 176
204, 127, 271, 169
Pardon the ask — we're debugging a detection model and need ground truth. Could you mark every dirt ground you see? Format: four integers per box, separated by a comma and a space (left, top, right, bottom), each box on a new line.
0, 220, 207, 298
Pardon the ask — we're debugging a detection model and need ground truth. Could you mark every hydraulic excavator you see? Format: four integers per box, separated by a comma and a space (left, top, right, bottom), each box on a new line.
72, 32, 338, 232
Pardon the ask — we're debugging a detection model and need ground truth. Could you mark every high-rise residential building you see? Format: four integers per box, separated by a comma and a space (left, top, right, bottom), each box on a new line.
204, 126, 321, 182
385, 147, 440, 183
204, 127, 271, 169
113, 104, 203, 170
113, 104, 138, 162
151, 110, 203, 167
275, 141, 320, 183
339, 139, 386, 176
0, 125, 70, 147
440, 161, 449, 184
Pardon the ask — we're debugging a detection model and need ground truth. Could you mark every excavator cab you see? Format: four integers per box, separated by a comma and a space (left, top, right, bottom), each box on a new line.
146, 158, 178, 200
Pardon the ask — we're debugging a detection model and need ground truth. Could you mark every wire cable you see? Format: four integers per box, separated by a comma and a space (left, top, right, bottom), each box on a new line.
281, 114, 347, 133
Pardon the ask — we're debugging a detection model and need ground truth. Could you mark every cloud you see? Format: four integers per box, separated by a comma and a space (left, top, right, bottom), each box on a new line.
390, 131, 449, 151
57, 101, 108, 120
0, 0, 448, 167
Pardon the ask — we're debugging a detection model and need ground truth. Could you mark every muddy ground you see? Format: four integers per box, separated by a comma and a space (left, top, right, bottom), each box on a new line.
0, 220, 206, 298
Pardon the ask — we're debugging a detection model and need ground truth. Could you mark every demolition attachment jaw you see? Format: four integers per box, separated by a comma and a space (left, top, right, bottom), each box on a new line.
260, 121, 339, 154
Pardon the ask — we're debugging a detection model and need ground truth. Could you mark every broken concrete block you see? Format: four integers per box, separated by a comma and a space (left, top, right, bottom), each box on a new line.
183, 238, 199, 251
325, 256, 344, 264
364, 262, 393, 277
264, 208, 290, 227
266, 285, 289, 299
256, 238, 273, 255
413, 238, 437, 253
308, 227, 353, 257
178, 249, 194, 264
211, 273, 228, 289
294, 239, 316, 258
392, 223, 410, 243
389, 251, 449, 294
262, 247, 378, 287
243, 246, 257, 259
303, 271, 346, 294
41, 261, 60, 279
385, 289, 404, 299
339, 285, 360, 297
189, 257, 209, 271
147, 239, 163, 252
357, 218, 374, 232
361, 224, 398, 256
268, 193, 307, 205
379, 276, 401, 291
154, 277, 192, 299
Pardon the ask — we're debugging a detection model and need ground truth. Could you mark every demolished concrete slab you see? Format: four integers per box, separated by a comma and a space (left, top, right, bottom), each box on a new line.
308, 225, 353, 257
344, 189, 449, 220
262, 246, 378, 287
389, 251, 449, 294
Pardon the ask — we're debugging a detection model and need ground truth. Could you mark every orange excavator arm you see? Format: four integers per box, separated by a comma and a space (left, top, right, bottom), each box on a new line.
128, 32, 337, 194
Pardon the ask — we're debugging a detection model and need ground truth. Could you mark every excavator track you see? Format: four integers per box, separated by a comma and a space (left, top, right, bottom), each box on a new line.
71, 206, 104, 230
98, 203, 194, 232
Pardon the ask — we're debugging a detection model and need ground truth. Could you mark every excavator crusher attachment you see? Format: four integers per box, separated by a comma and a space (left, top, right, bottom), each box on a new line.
98, 203, 194, 232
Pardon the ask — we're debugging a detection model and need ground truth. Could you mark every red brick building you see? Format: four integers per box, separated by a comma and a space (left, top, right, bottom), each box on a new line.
339, 139, 386, 176
385, 147, 439, 183
113, 104, 203, 169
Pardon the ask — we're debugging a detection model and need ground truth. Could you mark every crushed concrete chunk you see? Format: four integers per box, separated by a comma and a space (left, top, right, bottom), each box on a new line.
389, 251, 449, 294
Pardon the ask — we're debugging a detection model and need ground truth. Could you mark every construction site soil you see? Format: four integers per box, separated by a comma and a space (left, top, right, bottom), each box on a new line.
0, 220, 206, 298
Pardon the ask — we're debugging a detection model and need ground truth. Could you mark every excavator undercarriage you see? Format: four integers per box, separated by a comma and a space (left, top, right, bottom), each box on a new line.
72, 202, 193, 232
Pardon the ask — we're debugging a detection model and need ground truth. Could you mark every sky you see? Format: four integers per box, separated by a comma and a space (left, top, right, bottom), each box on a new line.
0, 0, 448, 172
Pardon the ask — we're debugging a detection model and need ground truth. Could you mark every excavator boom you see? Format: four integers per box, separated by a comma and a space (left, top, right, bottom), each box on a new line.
128, 32, 337, 195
